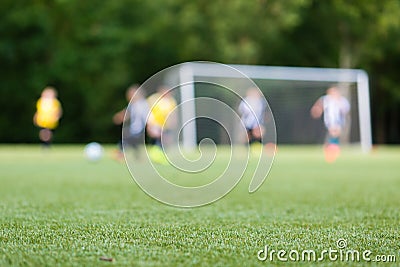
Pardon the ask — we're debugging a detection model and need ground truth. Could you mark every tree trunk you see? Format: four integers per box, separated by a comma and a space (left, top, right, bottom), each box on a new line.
338, 22, 353, 144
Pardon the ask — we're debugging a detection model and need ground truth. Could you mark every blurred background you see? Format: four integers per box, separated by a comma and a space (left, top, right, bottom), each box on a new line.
1, 0, 399, 144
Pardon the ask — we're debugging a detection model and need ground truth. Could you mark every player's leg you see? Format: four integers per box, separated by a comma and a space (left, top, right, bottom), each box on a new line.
250, 126, 263, 144
119, 131, 146, 161
327, 127, 341, 145
146, 124, 168, 165
39, 128, 53, 147
324, 126, 341, 163
249, 126, 263, 156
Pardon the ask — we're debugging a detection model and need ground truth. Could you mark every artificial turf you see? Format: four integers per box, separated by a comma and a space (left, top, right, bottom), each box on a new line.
0, 145, 399, 266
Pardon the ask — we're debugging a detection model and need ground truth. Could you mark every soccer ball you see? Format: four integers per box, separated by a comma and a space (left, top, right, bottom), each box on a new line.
84, 142, 104, 161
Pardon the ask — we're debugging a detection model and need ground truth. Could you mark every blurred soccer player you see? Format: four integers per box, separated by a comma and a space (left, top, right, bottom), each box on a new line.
238, 87, 267, 154
33, 86, 62, 147
113, 84, 149, 160
311, 86, 350, 163
146, 86, 177, 164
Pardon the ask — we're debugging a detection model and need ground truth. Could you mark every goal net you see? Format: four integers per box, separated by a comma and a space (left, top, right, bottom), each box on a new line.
167, 62, 372, 152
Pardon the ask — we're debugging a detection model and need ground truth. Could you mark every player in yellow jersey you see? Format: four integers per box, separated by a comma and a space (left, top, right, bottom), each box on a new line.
33, 86, 62, 146
146, 86, 177, 164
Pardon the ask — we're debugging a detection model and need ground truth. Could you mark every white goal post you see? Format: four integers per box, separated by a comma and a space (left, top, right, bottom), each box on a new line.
176, 62, 372, 152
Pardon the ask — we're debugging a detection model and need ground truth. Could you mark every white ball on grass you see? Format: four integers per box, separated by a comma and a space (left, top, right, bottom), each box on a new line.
84, 142, 104, 161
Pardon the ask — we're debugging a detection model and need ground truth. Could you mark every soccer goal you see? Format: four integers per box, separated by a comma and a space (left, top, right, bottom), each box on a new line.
153, 62, 372, 152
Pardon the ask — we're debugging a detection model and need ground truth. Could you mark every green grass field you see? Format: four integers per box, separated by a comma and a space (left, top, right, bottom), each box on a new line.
1, 145, 399, 266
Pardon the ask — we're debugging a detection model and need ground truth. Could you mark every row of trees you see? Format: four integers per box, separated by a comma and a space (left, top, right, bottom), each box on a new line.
1, 0, 399, 143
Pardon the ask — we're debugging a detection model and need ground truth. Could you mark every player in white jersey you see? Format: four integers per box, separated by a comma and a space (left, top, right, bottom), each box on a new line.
311, 86, 350, 162
113, 84, 149, 159
238, 87, 267, 146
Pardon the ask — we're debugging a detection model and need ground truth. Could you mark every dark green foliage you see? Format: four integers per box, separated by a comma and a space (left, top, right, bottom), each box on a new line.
0, 0, 399, 143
